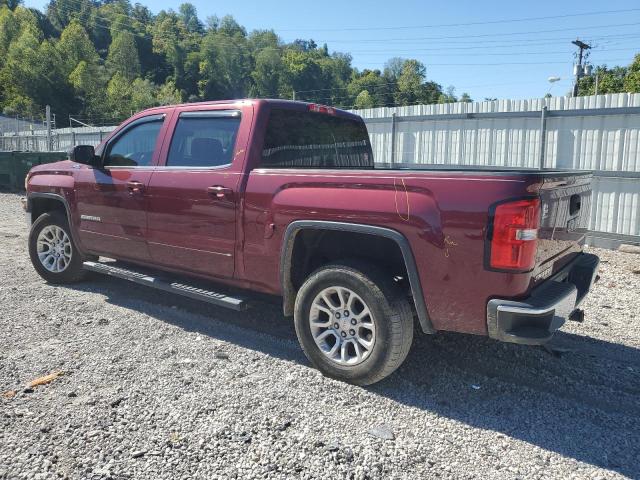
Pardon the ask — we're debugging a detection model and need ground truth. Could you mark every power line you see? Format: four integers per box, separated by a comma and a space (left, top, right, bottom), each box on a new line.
274, 8, 640, 32
305, 22, 640, 43
344, 36, 640, 52
381, 59, 629, 66
347, 47, 638, 57
326, 32, 640, 47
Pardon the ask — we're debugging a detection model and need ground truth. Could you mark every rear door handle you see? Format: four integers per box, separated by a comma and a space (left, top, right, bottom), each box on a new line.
207, 186, 233, 199
127, 180, 145, 195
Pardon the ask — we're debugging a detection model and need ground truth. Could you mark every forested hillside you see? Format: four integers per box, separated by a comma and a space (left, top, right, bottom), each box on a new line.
0, 0, 464, 124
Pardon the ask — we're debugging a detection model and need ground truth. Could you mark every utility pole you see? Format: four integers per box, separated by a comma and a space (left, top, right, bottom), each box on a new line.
571, 39, 591, 97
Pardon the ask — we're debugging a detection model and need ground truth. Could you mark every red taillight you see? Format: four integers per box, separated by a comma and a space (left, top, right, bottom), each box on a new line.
488, 198, 541, 271
308, 103, 336, 115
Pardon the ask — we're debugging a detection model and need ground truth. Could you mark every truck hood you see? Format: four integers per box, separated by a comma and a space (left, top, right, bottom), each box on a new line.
30, 159, 75, 173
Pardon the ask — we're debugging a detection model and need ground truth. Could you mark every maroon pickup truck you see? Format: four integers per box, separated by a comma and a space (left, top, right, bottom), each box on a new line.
24, 99, 599, 385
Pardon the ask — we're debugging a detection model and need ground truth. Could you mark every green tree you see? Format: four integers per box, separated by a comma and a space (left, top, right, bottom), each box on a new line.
106, 71, 133, 116
438, 85, 457, 104
3, 1, 477, 121
0, 4, 40, 64
218, 15, 246, 36
56, 20, 99, 75
178, 3, 203, 34
0, 6, 20, 63
354, 90, 374, 109
69, 60, 106, 115
281, 49, 323, 99
156, 80, 182, 105
316, 52, 351, 104
151, 10, 198, 96
577, 65, 627, 95
131, 78, 157, 111
347, 70, 389, 108
46, 0, 93, 33
383, 57, 405, 81
395, 59, 426, 106
623, 54, 640, 93
106, 31, 141, 81
1, 0, 22, 10
199, 25, 251, 99
251, 48, 284, 98
0, 29, 41, 115
248, 29, 279, 51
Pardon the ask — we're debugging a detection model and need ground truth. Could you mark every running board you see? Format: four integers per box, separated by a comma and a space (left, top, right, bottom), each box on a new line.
82, 261, 247, 311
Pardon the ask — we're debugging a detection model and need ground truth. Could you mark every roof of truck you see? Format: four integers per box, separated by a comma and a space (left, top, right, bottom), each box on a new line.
137, 99, 362, 121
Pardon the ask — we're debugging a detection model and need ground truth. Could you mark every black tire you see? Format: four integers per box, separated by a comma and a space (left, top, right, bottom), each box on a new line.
294, 261, 414, 385
29, 211, 88, 284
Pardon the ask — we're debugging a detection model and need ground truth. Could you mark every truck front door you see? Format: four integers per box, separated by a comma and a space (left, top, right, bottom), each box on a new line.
74, 114, 169, 262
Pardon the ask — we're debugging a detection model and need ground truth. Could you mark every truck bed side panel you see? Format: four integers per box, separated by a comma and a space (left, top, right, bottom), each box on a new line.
243, 169, 538, 335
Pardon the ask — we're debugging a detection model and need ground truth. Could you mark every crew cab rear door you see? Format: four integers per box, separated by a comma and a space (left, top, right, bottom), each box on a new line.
144, 104, 252, 278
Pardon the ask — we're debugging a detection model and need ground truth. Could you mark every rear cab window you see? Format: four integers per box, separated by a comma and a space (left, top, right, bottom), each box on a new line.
261, 109, 373, 169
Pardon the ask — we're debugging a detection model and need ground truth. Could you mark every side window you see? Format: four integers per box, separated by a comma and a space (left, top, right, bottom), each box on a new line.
166, 113, 241, 168
104, 120, 163, 167
261, 109, 374, 169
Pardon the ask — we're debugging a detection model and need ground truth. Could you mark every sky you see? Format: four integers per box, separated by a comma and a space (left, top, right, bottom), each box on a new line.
23, 0, 640, 102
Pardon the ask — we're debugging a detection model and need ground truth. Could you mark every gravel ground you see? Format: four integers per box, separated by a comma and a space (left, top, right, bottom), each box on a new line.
0, 191, 639, 480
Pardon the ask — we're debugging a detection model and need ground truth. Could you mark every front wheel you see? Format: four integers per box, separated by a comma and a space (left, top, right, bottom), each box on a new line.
294, 261, 414, 385
29, 211, 88, 284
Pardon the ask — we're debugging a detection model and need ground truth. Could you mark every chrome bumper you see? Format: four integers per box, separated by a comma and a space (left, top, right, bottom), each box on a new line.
487, 253, 599, 345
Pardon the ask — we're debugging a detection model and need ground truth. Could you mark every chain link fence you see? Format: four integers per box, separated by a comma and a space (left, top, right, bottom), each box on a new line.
0, 125, 116, 152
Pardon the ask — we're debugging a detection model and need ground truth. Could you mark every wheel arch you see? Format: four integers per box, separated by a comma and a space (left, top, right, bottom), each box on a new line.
27, 193, 83, 252
280, 220, 434, 334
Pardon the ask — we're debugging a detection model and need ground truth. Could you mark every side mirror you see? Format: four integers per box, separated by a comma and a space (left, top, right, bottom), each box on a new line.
69, 145, 100, 167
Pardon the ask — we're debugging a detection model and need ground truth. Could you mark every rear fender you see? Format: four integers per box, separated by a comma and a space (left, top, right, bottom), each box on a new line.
280, 220, 434, 334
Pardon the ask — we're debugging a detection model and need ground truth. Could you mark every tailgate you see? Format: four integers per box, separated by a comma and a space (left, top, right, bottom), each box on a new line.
534, 173, 592, 279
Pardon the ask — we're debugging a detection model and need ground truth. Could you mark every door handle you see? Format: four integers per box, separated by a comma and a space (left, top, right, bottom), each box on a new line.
127, 180, 145, 195
207, 185, 233, 199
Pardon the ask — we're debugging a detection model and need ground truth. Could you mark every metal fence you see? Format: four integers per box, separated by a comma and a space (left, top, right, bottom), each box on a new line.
351, 93, 640, 248
0, 125, 116, 152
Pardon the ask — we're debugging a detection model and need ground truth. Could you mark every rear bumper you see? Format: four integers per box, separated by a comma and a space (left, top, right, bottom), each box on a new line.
487, 252, 599, 345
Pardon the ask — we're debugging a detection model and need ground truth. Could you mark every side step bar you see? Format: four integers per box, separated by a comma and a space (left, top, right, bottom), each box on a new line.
83, 261, 247, 311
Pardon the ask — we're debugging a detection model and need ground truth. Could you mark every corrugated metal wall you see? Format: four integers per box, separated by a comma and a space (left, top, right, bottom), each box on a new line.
352, 93, 640, 246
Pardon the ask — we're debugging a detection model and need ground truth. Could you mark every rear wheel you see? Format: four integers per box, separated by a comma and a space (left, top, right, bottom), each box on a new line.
294, 261, 414, 385
29, 212, 87, 284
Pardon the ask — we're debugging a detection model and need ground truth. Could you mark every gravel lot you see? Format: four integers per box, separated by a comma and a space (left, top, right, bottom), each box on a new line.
0, 191, 639, 480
